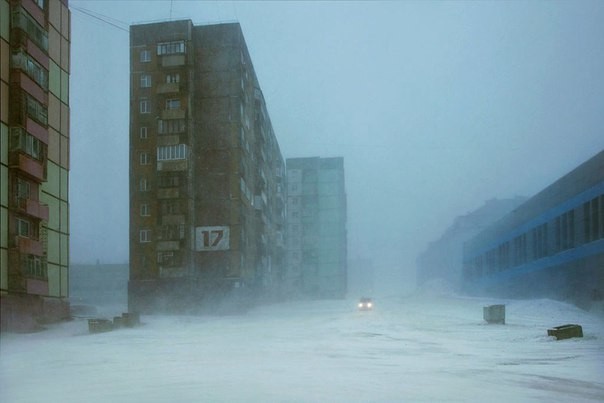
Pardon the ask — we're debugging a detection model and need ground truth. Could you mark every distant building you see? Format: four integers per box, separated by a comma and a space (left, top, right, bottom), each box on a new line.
129, 21, 286, 313
462, 150, 604, 307
286, 157, 347, 299
1, 0, 71, 332
416, 197, 526, 291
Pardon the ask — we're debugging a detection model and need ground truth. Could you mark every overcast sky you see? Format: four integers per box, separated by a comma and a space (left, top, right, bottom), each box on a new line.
68, 0, 604, 290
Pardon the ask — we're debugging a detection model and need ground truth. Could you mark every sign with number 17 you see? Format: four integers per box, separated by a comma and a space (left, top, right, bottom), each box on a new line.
195, 226, 230, 251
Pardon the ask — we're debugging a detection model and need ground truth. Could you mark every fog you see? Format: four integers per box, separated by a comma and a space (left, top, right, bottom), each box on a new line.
68, 1, 604, 290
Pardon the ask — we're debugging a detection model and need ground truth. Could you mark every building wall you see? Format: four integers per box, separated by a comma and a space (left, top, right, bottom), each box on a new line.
462, 151, 604, 307
129, 21, 285, 313
286, 157, 347, 299
416, 197, 526, 291
1, 0, 70, 332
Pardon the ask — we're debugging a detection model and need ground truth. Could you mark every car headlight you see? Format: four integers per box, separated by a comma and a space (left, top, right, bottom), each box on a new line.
358, 303, 363, 308
367, 303, 372, 308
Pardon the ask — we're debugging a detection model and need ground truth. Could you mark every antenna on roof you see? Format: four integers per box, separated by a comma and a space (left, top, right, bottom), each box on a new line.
170, 0, 174, 20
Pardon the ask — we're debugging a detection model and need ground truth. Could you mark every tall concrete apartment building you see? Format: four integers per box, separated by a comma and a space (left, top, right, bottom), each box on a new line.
1, 0, 71, 331
286, 157, 347, 298
129, 21, 286, 313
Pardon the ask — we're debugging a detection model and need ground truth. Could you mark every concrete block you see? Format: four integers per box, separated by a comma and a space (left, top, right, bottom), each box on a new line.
88, 319, 113, 334
483, 304, 505, 324
547, 324, 583, 340
122, 312, 140, 327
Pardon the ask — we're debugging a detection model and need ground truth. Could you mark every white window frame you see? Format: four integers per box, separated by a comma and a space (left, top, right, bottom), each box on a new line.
140, 74, 152, 88
139, 178, 149, 192
165, 98, 181, 110
140, 204, 150, 217
157, 144, 187, 161
140, 229, 151, 243
140, 50, 151, 62
139, 99, 150, 114
139, 152, 150, 165
140, 127, 148, 139
17, 218, 31, 237
166, 73, 180, 83
157, 40, 185, 56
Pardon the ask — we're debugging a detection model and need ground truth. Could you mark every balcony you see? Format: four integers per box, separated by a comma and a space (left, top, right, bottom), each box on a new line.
157, 188, 180, 199
21, 0, 46, 27
10, 70, 48, 105
27, 278, 49, 295
162, 214, 185, 225
161, 109, 186, 120
157, 160, 187, 172
13, 236, 44, 256
157, 82, 180, 94
10, 153, 45, 182
161, 54, 186, 67
157, 241, 181, 251
16, 198, 49, 221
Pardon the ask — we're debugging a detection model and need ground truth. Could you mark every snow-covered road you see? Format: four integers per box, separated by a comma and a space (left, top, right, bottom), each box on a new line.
1, 294, 603, 402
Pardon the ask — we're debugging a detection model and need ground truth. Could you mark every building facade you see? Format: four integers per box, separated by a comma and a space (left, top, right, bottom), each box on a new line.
462, 151, 604, 308
129, 21, 285, 313
417, 197, 526, 292
1, 0, 71, 332
286, 157, 347, 299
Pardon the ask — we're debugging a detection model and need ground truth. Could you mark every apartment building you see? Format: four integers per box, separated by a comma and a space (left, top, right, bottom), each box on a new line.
129, 21, 285, 313
286, 157, 347, 299
1, 0, 70, 332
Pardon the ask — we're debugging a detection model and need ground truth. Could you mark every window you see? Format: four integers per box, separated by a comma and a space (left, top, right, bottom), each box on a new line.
584, 196, 603, 243
158, 174, 180, 188
139, 152, 150, 165
166, 73, 180, 83
157, 251, 174, 264
26, 95, 47, 125
140, 229, 151, 243
140, 74, 152, 88
26, 255, 46, 278
16, 178, 30, 207
158, 225, 185, 240
17, 218, 31, 237
34, 0, 45, 9
165, 99, 181, 110
140, 50, 151, 62
140, 127, 148, 139
140, 204, 150, 216
10, 128, 42, 160
139, 178, 149, 192
157, 40, 185, 55
11, 9, 48, 51
139, 99, 150, 114
11, 50, 48, 90
157, 144, 187, 161
158, 119, 186, 134
161, 201, 178, 215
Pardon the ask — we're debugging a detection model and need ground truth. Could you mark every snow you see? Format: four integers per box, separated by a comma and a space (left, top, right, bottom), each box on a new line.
1, 294, 603, 402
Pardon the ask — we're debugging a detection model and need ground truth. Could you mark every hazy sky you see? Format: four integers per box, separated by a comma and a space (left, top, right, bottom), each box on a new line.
69, 1, 604, 289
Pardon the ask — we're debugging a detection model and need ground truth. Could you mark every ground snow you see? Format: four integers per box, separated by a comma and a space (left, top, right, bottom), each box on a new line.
1, 294, 603, 402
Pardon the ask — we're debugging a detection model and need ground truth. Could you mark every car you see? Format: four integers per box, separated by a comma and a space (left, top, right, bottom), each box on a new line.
358, 297, 373, 311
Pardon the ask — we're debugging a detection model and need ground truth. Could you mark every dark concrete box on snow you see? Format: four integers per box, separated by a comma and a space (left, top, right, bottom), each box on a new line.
483, 304, 506, 324
547, 324, 583, 340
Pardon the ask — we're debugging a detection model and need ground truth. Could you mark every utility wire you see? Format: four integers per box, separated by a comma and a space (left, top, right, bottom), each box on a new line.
71, 5, 130, 33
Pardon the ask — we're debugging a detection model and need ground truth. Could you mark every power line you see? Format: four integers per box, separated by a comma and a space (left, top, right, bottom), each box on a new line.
71, 5, 130, 33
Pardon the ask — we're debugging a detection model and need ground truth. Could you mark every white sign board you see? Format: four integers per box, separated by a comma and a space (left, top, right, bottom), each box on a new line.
195, 226, 230, 251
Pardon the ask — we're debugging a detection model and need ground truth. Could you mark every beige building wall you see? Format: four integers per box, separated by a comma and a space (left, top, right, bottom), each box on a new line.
1, 0, 70, 332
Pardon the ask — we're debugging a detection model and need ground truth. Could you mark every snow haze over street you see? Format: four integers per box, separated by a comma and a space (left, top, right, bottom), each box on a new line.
2, 292, 603, 402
